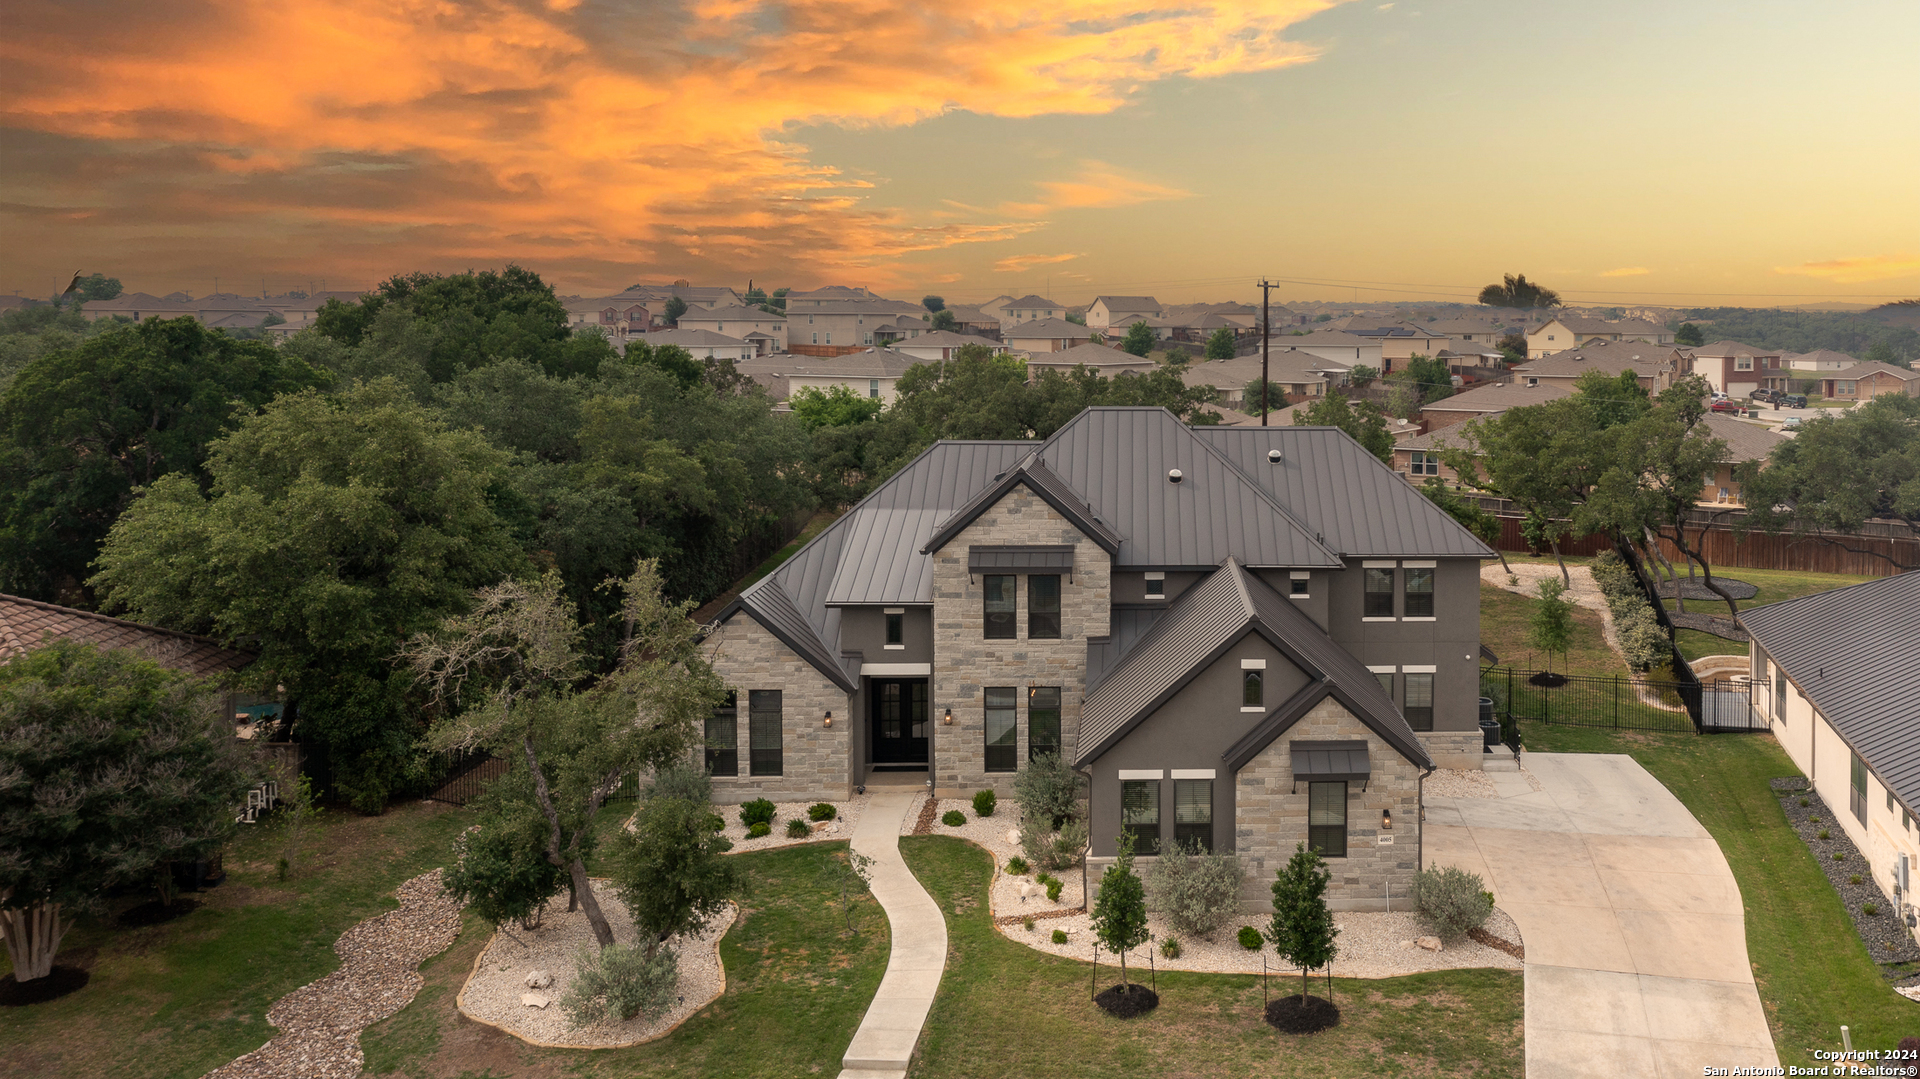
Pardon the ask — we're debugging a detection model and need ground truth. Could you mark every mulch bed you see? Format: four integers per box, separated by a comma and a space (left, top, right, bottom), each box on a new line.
1094, 983, 1159, 1018
912, 795, 940, 836
118, 897, 202, 927
1654, 576, 1758, 601
1776, 788, 1920, 977
0, 966, 90, 1007
1468, 926, 1525, 960
1666, 610, 1750, 640
1264, 993, 1340, 1033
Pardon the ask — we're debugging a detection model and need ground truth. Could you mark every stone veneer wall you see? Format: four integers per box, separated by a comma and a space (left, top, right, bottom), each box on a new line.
1234, 698, 1423, 913
930, 487, 1110, 799
703, 613, 854, 805
1419, 730, 1486, 771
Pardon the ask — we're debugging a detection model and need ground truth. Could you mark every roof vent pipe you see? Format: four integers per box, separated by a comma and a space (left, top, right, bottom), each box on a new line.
1167, 468, 1183, 484
1268, 449, 1283, 463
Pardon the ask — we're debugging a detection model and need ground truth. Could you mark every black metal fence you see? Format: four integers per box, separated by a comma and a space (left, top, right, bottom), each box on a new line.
1481, 666, 1767, 735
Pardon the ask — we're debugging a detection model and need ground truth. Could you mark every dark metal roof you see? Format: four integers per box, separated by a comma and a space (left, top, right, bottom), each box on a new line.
969, 546, 1075, 573
1034, 408, 1342, 568
719, 582, 858, 692
1076, 558, 1430, 769
1191, 425, 1497, 559
1291, 740, 1371, 783
922, 454, 1123, 557
1743, 572, 1920, 815
1086, 606, 1171, 690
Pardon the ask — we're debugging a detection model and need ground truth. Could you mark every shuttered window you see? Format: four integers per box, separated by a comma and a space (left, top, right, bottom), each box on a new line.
985, 687, 1017, 773
706, 693, 738, 777
1308, 781, 1347, 858
1174, 779, 1213, 852
1028, 687, 1061, 761
748, 690, 782, 777
1122, 780, 1160, 855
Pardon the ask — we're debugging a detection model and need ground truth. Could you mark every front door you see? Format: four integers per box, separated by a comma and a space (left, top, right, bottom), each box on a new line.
870, 679, 929, 766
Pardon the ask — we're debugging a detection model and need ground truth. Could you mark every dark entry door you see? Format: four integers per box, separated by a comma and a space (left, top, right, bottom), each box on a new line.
871, 679, 929, 765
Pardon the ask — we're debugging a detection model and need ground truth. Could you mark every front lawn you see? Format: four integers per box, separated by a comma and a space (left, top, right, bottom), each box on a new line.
1518, 722, 1916, 1064
901, 836, 1524, 1078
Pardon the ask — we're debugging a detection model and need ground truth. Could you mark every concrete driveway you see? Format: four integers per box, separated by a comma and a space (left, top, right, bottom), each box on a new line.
1424, 752, 1778, 1079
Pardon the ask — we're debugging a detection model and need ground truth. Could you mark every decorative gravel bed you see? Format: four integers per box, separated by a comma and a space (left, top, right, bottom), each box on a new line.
906, 797, 1522, 977
714, 794, 867, 852
457, 881, 735, 1048
206, 870, 463, 1079
1773, 780, 1920, 977
1425, 769, 1499, 799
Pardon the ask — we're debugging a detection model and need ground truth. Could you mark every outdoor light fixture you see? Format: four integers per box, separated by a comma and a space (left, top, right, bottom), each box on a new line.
1381, 809, 1393, 831
823, 710, 833, 728
943, 707, 954, 725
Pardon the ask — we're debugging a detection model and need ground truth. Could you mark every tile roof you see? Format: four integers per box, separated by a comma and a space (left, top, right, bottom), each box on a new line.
0, 593, 254, 678
1742, 572, 1920, 815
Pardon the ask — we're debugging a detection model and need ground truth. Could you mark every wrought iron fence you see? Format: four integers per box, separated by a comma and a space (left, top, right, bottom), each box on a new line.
1480, 666, 1766, 735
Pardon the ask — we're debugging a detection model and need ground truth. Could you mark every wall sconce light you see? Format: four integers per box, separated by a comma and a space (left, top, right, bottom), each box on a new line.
823, 710, 833, 728
943, 707, 954, 725
1381, 809, 1393, 831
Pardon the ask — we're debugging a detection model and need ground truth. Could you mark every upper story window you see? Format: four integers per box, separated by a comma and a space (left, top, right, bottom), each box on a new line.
1404, 672, 1434, 731
885, 612, 903, 646
984, 575, 1016, 639
1364, 567, 1395, 618
1404, 566, 1435, 618
1735, 356, 1752, 370
1028, 575, 1061, 639
1289, 573, 1309, 597
1242, 670, 1263, 708
869, 379, 880, 398
1145, 572, 1164, 598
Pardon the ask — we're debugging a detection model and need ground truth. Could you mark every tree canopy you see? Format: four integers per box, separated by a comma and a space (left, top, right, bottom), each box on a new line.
72, 274, 123, 302
1293, 393, 1393, 464
1205, 327, 1236, 360
921, 295, 945, 312
1477, 274, 1562, 309
930, 309, 958, 331
1120, 321, 1156, 357
790, 383, 885, 430
1673, 322, 1705, 347
1737, 394, 1920, 570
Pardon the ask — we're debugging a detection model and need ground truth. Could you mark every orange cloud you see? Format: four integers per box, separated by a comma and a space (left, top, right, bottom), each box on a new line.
1774, 254, 1920, 284
1600, 266, 1650, 277
994, 253, 1082, 273
0, 0, 1340, 290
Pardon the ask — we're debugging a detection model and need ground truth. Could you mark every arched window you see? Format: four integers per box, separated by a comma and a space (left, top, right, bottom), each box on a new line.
1242, 670, 1263, 708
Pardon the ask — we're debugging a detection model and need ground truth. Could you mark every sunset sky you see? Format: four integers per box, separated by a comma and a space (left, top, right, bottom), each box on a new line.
2, 0, 1916, 306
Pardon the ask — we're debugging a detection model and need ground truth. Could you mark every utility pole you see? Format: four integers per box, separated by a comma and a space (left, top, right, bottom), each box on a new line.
1260, 278, 1272, 426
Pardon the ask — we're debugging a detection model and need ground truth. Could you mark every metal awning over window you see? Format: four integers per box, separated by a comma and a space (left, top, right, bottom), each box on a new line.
969, 545, 1075, 580
1291, 740, 1370, 791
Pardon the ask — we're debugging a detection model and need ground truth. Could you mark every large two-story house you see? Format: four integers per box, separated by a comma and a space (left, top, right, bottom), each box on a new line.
702, 407, 1494, 910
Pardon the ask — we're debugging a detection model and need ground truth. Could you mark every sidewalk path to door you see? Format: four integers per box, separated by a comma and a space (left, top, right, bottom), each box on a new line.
1424, 752, 1778, 1079
838, 790, 947, 1079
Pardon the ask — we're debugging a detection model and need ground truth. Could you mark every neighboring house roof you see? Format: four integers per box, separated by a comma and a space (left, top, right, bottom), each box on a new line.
1511, 340, 1678, 380
1268, 329, 1379, 348
1076, 558, 1430, 771
1542, 315, 1669, 336
81, 292, 193, 317
1437, 344, 1505, 361
1825, 361, 1919, 383
790, 300, 928, 318
1689, 340, 1782, 360
642, 328, 750, 349
1027, 342, 1154, 368
1394, 422, 1483, 452
1426, 317, 1514, 335
735, 350, 916, 380
891, 330, 998, 351
1093, 295, 1161, 312
1788, 349, 1858, 368
1004, 295, 1058, 309
1699, 413, 1787, 463
942, 304, 998, 324
1743, 572, 1920, 816
1004, 318, 1089, 339
1344, 323, 1448, 341
1179, 352, 1345, 392
200, 311, 274, 329
1419, 379, 1575, 414
679, 305, 786, 325
0, 593, 254, 678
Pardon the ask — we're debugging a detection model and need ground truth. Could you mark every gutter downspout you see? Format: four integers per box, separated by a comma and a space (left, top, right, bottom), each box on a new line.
1417, 763, 1435, 909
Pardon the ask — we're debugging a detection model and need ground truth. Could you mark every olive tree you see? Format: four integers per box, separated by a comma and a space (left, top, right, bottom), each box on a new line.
0, 641, 259, 980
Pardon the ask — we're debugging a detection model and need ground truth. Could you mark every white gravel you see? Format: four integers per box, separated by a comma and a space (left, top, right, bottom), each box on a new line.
1425, 769, 1499, 799
205, 870, 463, 1079
905, 797, 1522, 977
714, 795, 867, 852
457, 881, 736, 1049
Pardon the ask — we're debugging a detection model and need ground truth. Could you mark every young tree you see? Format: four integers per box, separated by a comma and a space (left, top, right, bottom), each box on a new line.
1528, 578, 1576, 673
818, 848, 876, 935
614, 791, 740, 957
73, 274, 123, 302
1120, 321, 1157, 357
275, 773, 323, 881
1090, 831, 1151, 995
1205, 327, 1236, 360
921, 295, 945, 313
1673, 322, 1705, 347
1266, 844, 1340, 1005
1244, 379, 1289, 415
0, 641, 259, 980
790, 384, 885, 430
1478, 274, 1562, 309
1441, 397, 1608, 586
663, 295, 689, 326
441, 770, 570, 930
1495, 333, 1527, 365
1294, 393, 1394, 464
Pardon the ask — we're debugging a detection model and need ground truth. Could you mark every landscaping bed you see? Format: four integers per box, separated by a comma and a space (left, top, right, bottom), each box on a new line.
1771, 779, 1920, 978
715, 794, 867, 853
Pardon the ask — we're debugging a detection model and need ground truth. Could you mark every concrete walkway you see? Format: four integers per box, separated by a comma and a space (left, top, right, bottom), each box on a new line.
838, 790, 946, 1079
1424, 753, 1778, 1079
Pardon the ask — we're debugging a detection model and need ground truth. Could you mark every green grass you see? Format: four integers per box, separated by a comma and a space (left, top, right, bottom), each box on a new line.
901, 836, 1524, 1078
1518, 722, 1915, 1064
1661, 566, 1876, 663
1480, 580, 1623, 677
736, 509, 841, 590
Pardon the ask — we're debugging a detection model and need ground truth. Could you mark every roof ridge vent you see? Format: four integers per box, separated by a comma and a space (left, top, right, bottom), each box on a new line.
1167, 468, 1183, 484
1267, 449, 1283, 463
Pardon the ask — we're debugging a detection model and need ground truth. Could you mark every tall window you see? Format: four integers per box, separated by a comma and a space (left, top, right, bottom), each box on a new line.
1851, 753, 1868, 824
1028, 575, 1061, 639
1122, 780, 1160, 854
1242, 670, 1263, 708
1364, 567, 1395, 618
869, 379, 880, 398
983, 575, 1016, 639
1404, 673, 1434, 732
706, 693, 738, 776
1308, 781, 1347, 857
748, 690, 782, 777
1174, 779, 1213, 852
1773, 664, 1786, 717
985, 687, 1017, 773
1404, 567, 1435, 618
885, 612, 903, 645
1029, 687, 1061, 761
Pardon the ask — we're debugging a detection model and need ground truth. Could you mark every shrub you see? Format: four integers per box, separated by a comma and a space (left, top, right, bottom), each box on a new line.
1022, 916, 1034, 931
1415, 865, 1494, 943
747, 821, 771, 838
972, 789, 997, 818
1046, 877, 1064, 903
1022, 817, 1090, 873
1238, 925, 1263, 951
1864, 902, 1879, 916
1850, 874, 1863, 885
1051, 929, 1069, 945
1014, 751, 1082, 831
739, 799, 776, 827
1818, 829, 1830, 839
807, 802, 837, 822
942, 809, 966, 827
1798, 797, 1810, 807
786, 819, 812, 838
646, 764, 712, 805
1006, 856, 1030, 875
1160, 937, 1182, 959
1832, 851, 1846, 861
1616, 605, 1671, 672
560, 944, 678, 1027
1147, 838, 1247, 939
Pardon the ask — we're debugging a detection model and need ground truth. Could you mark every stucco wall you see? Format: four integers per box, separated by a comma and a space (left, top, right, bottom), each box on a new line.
704, 611, 856, 803
928, 485, 1111, 798
1323, 558, 1482, 732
